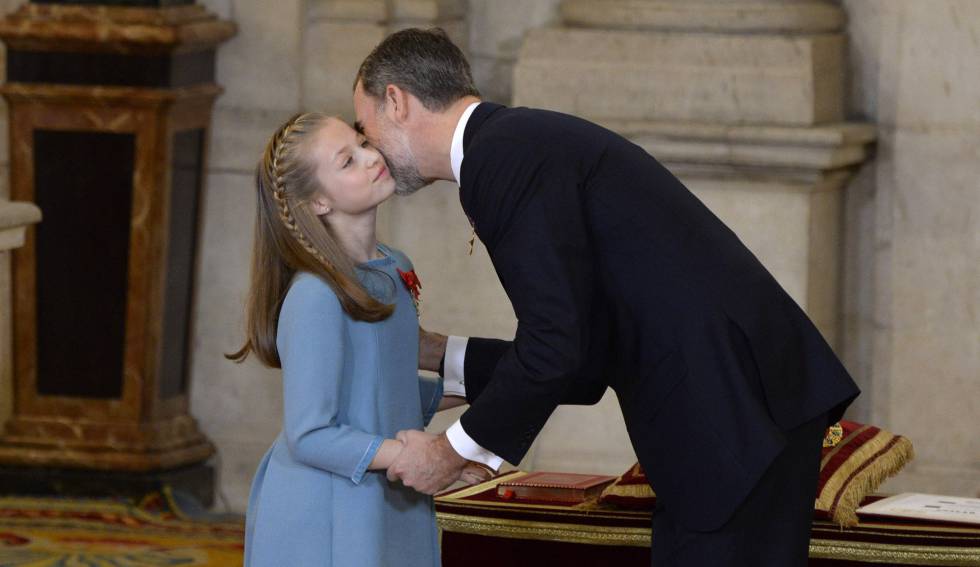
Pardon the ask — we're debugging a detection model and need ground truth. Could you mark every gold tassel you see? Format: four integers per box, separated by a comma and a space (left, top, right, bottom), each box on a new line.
829, 437, 915, 527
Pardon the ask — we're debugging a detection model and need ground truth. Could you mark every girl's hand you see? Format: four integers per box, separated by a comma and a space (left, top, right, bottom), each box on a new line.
369, 438, 406, 470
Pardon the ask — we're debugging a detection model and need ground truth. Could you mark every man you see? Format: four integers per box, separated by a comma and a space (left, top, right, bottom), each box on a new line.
352, 28, 859, 565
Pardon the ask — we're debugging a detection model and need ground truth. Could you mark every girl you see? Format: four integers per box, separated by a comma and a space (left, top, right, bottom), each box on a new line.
229, 113, 480, 566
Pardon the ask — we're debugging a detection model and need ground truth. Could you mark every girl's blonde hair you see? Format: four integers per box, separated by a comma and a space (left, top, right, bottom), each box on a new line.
227, 113, 393, 367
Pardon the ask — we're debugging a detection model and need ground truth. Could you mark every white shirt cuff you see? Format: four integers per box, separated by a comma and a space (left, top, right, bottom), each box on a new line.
446, 420, 504, 471
443, 335, 468, 398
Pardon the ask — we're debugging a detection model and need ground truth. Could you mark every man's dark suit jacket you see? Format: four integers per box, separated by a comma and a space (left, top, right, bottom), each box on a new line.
455, 102, 860, 531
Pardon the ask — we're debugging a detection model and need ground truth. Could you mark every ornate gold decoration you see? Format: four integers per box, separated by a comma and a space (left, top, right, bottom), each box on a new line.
809, 538, 980, 566
823, 422, 844, 448
436, 512, 652, 548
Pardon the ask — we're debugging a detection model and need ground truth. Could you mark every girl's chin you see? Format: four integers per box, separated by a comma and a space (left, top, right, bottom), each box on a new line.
378, 181, 397, 200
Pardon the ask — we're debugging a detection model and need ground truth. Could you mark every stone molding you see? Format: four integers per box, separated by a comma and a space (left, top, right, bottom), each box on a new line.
602, 120, 876, 175
562, 0, 843, 33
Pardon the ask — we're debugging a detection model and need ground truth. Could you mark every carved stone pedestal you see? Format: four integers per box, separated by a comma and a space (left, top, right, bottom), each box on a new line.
0, 1, 234, 500
514, 0, 875, 348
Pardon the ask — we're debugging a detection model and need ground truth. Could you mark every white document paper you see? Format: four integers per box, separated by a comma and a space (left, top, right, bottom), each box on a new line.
857, 493, 980, 525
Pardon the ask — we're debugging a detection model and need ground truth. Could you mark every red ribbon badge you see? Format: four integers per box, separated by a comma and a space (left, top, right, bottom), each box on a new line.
396, 268, 422, 315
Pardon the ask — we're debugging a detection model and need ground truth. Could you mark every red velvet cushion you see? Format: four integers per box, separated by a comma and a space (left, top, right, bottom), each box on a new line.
599, 420, 914, 527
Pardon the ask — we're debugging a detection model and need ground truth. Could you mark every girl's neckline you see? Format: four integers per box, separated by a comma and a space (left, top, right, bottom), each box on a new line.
357, 243, 394, 267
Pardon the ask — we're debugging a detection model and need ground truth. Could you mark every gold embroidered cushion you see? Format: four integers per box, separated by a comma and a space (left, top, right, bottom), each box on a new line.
815, 420, 914, 526
596, 462, 656, 509
599, 420, 914, 527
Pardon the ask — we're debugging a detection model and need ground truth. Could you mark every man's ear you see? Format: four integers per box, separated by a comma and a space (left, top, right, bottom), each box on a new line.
384, 84, 411, 125
309, 194, 332, 216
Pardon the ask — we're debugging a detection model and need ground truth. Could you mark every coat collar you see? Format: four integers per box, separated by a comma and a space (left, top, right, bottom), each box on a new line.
463, 102, 505, 153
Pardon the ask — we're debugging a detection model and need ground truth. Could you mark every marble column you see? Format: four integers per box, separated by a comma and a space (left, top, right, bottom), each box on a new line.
0, 200, 39, 424
0, 3, 235, 506
511, 0, 876, 474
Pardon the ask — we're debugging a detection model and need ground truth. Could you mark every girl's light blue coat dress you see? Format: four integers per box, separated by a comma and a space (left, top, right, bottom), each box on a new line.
245, 245, 443, 567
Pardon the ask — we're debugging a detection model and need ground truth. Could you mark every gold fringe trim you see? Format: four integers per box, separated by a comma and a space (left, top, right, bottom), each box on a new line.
818, 435, 915, 528
600, 482, 655, 500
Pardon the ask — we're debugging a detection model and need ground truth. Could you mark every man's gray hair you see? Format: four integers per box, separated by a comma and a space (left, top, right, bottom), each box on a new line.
355, 27, 480, 111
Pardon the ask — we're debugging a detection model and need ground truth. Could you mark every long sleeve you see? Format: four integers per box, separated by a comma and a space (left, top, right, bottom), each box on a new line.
277, 274, 384, 484
461, 337, 609, 406
417, 375, 443, 427
459, 146, 596, 465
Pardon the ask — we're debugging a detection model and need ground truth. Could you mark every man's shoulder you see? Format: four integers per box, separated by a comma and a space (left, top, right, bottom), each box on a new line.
469, 106, 612, 161
477, 105, 589, 138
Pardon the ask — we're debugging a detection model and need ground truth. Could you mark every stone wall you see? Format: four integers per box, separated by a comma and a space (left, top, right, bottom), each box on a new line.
840, 0, 980, 497
0, 0, 975, 512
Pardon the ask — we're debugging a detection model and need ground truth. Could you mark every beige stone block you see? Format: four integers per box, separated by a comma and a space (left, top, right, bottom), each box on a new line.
531, 389, 637, 476
888, 0, 980, 129
467, 0, 561, 59
887, 127, 980, 239
213, 0, 303, 111
303, 20, 388, 118
470, 54, 514, 105
391, 0, 466, 22
687, 179, 813, 305
683, 175, 844, 347
880, 463, 980, 499
562, 0, 843, 33
888, 233, 979, 469
514, 28, 844, 125
209, 106, 298, 174
805, 188, 843, 347
840, 0, 885, 120
307, 0, 386, 22
873, 128, 980, 477
839, 161, 878, 423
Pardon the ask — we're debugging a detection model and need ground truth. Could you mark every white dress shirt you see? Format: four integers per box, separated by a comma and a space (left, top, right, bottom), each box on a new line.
443, 101, 504, 471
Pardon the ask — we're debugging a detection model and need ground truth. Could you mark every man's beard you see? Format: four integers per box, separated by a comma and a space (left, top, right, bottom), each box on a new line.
376, 126, 431, 196
387, 154, 429, 196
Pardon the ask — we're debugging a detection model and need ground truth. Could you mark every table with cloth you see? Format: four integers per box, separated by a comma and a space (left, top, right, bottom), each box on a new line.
435, 472, 980, 567
435, 421, 979, 566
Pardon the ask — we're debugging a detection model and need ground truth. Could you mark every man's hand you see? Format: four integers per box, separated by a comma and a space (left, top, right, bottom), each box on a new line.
387, 430, 467, 495
418, 327, 447, 373
460, 462, 493, 486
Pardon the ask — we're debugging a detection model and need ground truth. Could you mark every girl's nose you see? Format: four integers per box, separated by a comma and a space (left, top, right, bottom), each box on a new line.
365, 148, 380, 168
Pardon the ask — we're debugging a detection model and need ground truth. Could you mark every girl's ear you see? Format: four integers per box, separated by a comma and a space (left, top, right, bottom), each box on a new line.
309, 194, 332, 216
